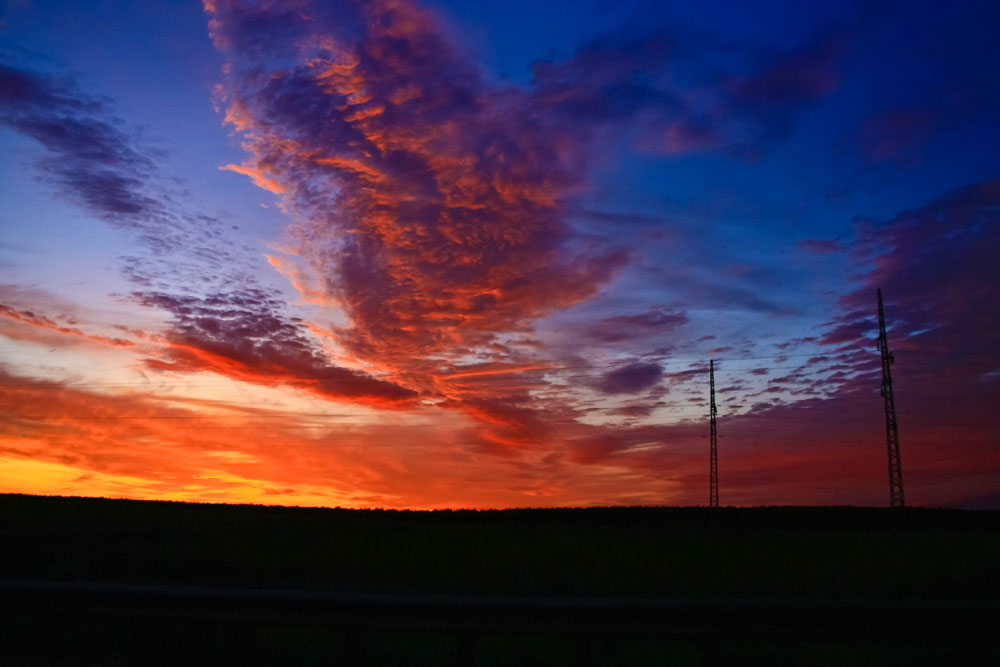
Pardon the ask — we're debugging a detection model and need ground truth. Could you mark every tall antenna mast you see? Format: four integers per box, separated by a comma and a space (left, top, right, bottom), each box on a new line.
877, 289, 905, 508
709, 359, 719, 508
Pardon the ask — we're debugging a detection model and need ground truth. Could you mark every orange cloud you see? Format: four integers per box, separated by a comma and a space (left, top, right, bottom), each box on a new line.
264, 254, 334, 305
149, 338, 417, 409
206, 0, 626, 376
130, 290, 418, 407
439, 364, 557, 380
220, 162, 286, 194
0, 367, 685, 508
0, 304, 136, 348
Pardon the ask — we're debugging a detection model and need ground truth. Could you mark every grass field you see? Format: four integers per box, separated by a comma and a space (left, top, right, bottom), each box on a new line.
3, 494, 998, 665
3, 493, 998, 597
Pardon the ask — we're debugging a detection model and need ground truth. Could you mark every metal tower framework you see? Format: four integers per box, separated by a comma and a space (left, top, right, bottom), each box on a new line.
877, 289, 905, 508
709, 359, 718, 508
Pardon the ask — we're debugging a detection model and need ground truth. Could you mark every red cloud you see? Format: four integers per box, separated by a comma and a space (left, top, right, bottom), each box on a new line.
200, 1, 859, 450
0, 367, 675, 508
132, 291, 417, 407
207, 0, 627, 373
0, 367, 431, 506
0, 304, 135, 348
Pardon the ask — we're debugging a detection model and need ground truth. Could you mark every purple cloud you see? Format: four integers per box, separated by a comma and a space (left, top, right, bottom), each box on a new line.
585, 308, 688, 343
530, 30, 847, 157
1, 62, 416, 406
0, 65, 163, 226
596, 362, 664, 394
856, 108, 937, 165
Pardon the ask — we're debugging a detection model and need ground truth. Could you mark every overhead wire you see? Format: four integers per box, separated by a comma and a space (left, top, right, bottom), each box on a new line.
2, 346, 998, 390
5, 357, 992, 390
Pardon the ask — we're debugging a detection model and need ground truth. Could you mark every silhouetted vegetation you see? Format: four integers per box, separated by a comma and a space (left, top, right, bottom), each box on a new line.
3, 494, 998, 666
3, 493, 998, 598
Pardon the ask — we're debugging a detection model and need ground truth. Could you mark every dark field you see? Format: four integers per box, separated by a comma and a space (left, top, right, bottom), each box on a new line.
2, 494, 998, 665
3, 493, 999, 596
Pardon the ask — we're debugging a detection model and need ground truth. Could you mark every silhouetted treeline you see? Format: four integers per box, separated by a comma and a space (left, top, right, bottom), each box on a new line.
3, 493, 998, 599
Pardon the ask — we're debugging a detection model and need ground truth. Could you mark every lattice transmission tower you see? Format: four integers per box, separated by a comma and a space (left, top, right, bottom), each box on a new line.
877, 289, 905, 508
709, 359, 718, 508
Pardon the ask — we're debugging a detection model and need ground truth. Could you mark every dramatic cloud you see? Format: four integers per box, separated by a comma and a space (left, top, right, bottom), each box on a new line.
0, 366, 424, 506
134, 290, 416, 405
194, 0, 863, 456
207, 0, 629, 370
0, 366, 681, 508
2, 0, 996, 509
206, 1, 845, 369
0, 61, 417, 408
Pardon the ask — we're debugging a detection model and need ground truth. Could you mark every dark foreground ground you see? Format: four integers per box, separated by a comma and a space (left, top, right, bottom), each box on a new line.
2, 494, 998, 665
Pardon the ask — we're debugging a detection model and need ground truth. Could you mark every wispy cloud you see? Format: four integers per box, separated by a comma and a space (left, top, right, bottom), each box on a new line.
0, 64, 218, 257
1, 65, 156, 218
533, 30, 847, 158
0, 303, 135, 348
0, 61, 418, 407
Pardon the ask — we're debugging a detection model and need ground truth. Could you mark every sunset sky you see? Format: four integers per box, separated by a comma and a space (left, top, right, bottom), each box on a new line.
1, 0, 998, 509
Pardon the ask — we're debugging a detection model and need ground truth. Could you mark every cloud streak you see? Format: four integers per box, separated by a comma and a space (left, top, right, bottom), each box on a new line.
135, 290, 416, 405
0, 303, 135, 348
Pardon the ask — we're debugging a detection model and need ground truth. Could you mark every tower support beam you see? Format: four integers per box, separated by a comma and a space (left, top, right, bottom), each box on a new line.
709, 359, 718, 508
877, 289, 905, 508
